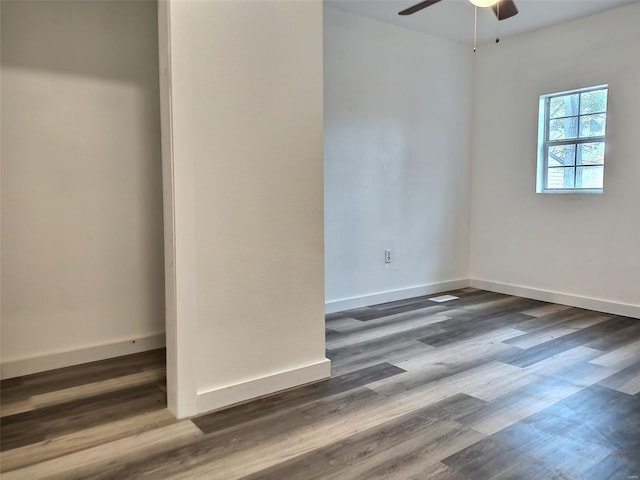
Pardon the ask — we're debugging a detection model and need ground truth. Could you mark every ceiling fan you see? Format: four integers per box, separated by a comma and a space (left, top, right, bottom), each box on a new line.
399, 0, 519, 21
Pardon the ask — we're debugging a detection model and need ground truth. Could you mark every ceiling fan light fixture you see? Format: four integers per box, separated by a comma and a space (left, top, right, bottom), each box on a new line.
398, 0, 518, 21
469, 0, 498, 7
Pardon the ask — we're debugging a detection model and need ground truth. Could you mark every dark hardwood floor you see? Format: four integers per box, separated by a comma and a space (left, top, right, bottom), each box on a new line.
1, 288, 639, 479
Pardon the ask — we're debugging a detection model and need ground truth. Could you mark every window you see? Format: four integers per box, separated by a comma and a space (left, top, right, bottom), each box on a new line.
537, 85, 608, 193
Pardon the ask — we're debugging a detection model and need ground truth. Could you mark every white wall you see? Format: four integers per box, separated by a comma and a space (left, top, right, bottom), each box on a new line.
470, 3, 640, 311
324, 7, 474, 311
1, 1, 164, 376
161, 0, 328, 418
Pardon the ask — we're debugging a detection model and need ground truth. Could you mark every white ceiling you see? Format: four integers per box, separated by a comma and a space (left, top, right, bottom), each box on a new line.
326, 0, 638, 45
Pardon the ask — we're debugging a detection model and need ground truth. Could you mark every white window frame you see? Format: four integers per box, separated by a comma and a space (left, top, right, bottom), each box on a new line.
536, 84, 608, 194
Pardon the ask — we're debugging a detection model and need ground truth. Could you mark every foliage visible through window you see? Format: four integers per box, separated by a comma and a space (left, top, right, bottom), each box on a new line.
537, 85, 608, 193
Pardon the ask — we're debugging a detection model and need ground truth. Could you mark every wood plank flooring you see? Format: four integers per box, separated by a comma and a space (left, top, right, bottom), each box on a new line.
1, 288, 639, 479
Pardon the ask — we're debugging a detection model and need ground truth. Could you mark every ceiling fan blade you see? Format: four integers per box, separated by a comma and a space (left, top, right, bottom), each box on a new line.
491, 0, 518, 21
398, 0, 443, 16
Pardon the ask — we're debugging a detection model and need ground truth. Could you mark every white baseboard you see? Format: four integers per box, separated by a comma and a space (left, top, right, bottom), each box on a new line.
470, 279, 640, 319
0, 333, 166, 380
325, 279, 470, 314
196, 358, 331, 415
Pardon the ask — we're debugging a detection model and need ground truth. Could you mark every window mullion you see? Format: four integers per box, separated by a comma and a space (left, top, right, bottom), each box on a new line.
578, 92, 582, 118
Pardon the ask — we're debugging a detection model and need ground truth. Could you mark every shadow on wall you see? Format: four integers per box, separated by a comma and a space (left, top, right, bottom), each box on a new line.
1, 0, 159, 85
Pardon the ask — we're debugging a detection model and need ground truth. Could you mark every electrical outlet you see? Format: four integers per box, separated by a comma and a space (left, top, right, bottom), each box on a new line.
385, 249, 392, 264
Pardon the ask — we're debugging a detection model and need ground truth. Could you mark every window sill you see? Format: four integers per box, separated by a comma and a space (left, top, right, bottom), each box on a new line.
537, 188, 603, 195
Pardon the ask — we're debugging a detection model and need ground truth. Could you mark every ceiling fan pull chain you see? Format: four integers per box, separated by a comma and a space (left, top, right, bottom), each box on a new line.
473, 5, 477, 52
496, 1, 501, 43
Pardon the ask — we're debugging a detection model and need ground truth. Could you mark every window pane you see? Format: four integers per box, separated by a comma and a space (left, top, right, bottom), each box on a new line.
549, 117, 579, 140
576, 166, 604, 189
547, 167, 575, 189
548, 144, 576, 167
580, 89, 608, 114
577, 142, 605, 165
579, 114, 606, 137
549, 94, 579, 119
